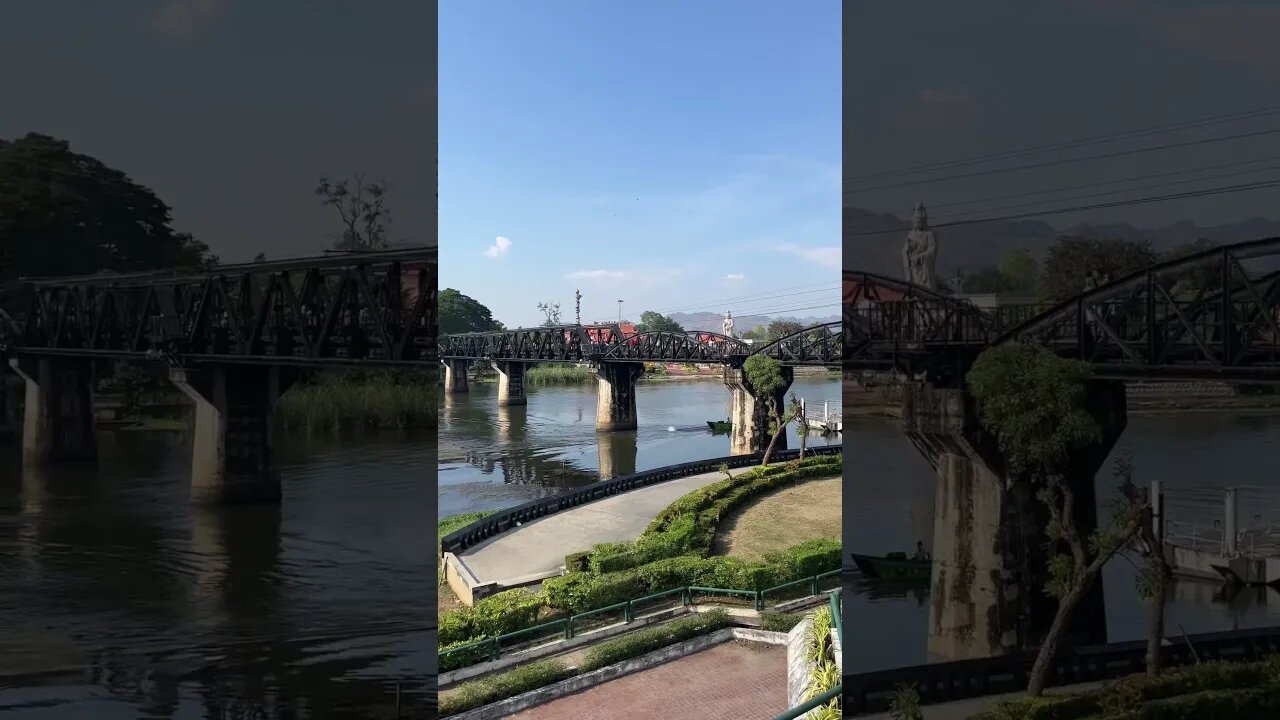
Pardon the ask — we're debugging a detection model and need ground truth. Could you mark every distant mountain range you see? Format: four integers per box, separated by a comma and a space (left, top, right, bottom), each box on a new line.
668, 311, 839, 334
844, 206, 1280, 277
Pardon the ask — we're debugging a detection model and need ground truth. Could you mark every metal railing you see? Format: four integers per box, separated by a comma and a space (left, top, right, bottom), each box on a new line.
773, 588, 844, 720
439, 446, 843, 554
438, 572, 841, 671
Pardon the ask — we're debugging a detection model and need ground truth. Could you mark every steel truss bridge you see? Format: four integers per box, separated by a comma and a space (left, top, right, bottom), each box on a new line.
845, 237, 1280, 383
0, 248, 439, 367
437, 321, 842, 367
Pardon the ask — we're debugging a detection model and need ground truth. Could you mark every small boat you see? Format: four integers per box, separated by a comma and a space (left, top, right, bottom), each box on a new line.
851, 552, 931, 581
706, 420, 732, 432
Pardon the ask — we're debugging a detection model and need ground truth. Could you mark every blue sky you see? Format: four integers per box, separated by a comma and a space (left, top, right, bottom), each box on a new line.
439, 0, 840, 328
2, 1, 433, 262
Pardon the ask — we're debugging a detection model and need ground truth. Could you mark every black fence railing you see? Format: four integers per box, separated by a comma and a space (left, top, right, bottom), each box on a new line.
439, 445, 843, 555
844, 624, 1280, 715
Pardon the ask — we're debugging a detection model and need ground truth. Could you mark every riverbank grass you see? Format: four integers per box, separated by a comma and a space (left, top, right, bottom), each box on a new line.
278, 374, 437, 432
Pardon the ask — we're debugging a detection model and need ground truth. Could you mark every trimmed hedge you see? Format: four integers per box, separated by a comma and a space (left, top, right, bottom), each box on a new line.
438, 588, 543, 646
542, 539, 841, 613
439, 659, 573, 717
970, 660, 1280, 720
583, 456, 842, 573
580, 609, 732, 671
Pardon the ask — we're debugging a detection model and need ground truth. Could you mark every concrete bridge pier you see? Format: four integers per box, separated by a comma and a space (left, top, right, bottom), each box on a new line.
491, 361, 528, 406
593, 362, 644, 432
442, 359, 470, 394
903, 380, 1126, 661
170, 365, 299, 505
723, 365, 793, 455
10, 357, 98, 465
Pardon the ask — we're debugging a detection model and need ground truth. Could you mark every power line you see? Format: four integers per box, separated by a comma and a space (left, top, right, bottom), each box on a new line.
940, 165, 1280, 222
845, 103, 1280, 182
859, 153, 1280, 221
844, 178, 1280, 239
844, 125, 1280, 194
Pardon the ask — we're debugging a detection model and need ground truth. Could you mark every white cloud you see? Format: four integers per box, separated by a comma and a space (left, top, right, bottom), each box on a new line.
775, 243, 840, 268
568, 269, 628, 280
484, 236, 512, 258
725, 273, 746, 281
151, 0, 229, 37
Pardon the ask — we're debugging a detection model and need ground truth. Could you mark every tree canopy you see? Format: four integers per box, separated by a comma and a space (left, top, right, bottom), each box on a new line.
636, 311, 684, 334
763, 319, 805, 342
0, 133, 214, 280
439, 288, 501, 335
1041, 236, 1157, 302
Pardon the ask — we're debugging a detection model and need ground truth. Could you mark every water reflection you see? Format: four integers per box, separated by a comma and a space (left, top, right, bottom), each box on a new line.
844, 411, 1280, 674
437, 374, 842, 518
0, 430, 436, 718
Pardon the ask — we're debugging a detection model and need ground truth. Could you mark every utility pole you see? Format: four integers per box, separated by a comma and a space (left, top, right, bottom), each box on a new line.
617, 299, 623, 323
575, 289, 582, 325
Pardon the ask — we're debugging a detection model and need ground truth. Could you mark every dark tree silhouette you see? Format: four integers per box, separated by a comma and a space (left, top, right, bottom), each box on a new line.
0, 133, 214, 279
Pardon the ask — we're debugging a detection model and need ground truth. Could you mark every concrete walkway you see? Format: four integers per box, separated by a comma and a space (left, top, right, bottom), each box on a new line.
454, 466, 755, 590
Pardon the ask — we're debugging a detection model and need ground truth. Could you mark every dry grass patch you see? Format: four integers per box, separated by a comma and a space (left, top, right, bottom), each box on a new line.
712, 475, 841, 561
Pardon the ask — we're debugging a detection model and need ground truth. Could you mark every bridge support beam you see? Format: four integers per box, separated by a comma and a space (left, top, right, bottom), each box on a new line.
10, 357, 98, 465
491, 361, 528, 406
593, 362, 644, 432
442, 359, 470, 394
170, 365, 299, 505
723, 365, 793, 455
904, 380, 1125, 661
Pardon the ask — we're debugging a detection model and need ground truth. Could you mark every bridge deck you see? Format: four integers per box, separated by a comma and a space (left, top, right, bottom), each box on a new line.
453, 466, 758, 592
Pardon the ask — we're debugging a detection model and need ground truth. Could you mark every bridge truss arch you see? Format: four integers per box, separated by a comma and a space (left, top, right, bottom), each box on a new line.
998, 236, 1280, 380
601, 330, 751, 363
750, 321, 842, 366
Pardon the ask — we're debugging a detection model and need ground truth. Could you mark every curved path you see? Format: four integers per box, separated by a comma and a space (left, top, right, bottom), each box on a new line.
452, 466, 758, 593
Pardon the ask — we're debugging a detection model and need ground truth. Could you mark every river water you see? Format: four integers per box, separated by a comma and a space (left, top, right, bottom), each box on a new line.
844, 410, 1280, 675
436, 373, 844, 519
0, 430, 437, 719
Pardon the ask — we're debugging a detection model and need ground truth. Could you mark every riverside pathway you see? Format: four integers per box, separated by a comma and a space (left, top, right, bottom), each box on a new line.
453, 466, 756, 590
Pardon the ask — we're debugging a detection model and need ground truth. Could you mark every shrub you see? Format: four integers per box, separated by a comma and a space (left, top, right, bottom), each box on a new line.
981, 694, 1098, 720
759, 612, 804, 633
765, 539, 842, 578
438, 588, 542, 645
579, 609, 731, 672
439, 659, 573, 716
1142, 687, 1280, 720
563, 550, 591, 573
438, 637, 494, 673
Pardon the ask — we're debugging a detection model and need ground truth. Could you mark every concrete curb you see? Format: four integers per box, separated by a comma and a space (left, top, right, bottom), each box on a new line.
445, 626, 790, 719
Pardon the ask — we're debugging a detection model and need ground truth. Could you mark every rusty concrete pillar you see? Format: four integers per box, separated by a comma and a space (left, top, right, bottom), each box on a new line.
10, 357, 98, 465
723, 365, 792, 455
442, 359, 470, 394
491, 361, 528, 407
593, 362, 644, 432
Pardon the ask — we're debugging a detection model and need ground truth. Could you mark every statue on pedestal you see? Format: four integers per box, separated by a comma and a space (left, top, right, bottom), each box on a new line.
902, 202, 939, 290
722, 310, 734, 337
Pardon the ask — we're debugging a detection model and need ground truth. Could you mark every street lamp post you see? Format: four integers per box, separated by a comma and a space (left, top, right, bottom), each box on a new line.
617, 299, 623, 323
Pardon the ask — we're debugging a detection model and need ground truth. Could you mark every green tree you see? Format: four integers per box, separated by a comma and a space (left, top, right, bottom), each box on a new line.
636, 311, 684, 333
1162, 238, 1219, 299
316, 173, 392, 251
789, 392, 808, 460
439, 288, 500, 335
764, 319, 805, 342
960, 265, 1016, 294
1041, 236, 1157, 302
1118, 459, 1172, 678
0, 133, 214, 279
999, 248, 1040, 294
743, 355, 793, 466
968, 342, 1146, 696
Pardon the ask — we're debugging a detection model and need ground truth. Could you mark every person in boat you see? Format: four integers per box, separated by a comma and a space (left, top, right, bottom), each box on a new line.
913, 540, 930, 562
